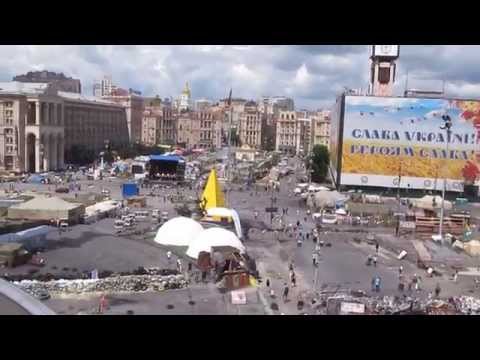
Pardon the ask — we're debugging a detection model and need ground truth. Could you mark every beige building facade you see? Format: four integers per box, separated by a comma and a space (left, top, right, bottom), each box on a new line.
311, 110, 331, 149
275, 110, 298, 154
141, 103, 175, 147
239, 110, 262, 149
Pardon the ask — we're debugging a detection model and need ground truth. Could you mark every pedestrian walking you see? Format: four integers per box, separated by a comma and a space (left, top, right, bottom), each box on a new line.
188, 262, 193, 273
296, 220, 301, 228
285, 207, 289, 215
98, 294, 108, 314
366, 254, 373, 266
296, 209, 300, 216
167, 250, 172, 264
288, 260, 295, 272
290, 270, 296, 287
453, 270, 458, 282
375, 242, 379, 254
435, 283, 441, 298
373, 256, 377, 267
399, 265, 403, 277
176, 259, 183, 273
312, 252, 318, 267
283, 283, 289, 302
254, 211, 258, 220
297, 236, 303, 247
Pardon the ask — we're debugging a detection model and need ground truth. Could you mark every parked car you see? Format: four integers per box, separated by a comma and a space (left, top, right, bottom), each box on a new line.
55, 187, 69, 193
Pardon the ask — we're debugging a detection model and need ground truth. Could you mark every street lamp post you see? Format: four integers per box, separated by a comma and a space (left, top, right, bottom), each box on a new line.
438, 115, 453, 242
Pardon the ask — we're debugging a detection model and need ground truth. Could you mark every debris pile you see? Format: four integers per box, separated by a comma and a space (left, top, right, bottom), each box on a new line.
14, 274, 187, 298
453, 296, 480, 315
307, 290, 480, 315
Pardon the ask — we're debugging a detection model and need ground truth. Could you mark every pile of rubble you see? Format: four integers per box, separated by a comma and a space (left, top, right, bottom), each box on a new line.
305, 289, 479, 315
453, 296, 480, 315
14, 274, 188, 299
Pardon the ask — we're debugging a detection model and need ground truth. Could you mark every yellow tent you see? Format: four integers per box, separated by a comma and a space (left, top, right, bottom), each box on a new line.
200, 169, 225, 210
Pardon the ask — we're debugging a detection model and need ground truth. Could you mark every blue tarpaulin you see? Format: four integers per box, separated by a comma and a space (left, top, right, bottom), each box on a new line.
149, 155, 184, 163
122, 183, 139, 198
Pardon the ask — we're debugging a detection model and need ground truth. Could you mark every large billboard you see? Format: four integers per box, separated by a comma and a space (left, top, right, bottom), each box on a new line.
337, 95, 480, 192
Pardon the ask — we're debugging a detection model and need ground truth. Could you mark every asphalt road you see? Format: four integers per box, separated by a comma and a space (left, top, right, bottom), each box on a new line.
3, 156, 480, 315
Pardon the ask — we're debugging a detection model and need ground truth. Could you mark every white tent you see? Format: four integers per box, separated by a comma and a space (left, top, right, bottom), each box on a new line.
186, 227, 245, 259
312, 190, 347, 209
413, 195, 452, 211
154, 217, 204, 247
205, 207, 243, 239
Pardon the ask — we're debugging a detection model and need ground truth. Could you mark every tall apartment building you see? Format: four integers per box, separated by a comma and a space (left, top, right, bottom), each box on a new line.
175, 108, 224, 150
93, 76, 115, 97
141, 98, 175, 147
14, 71, 81, 94
238, 101, 262, 149
275, 110, 298, 154
0, 81, 129, 173
176, 112, 198, 149
195, 109, 223, 150
311, 110, 331, 149
296, 111, 312, 155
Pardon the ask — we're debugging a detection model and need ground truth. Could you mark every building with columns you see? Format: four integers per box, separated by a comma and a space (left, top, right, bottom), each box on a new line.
102, 94, 144, 144
0, 81, 129, 173
0, 82, 64, 173
60, 92, 129, 157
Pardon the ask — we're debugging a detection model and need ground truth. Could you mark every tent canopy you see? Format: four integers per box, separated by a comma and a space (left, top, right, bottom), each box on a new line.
10, 196, 81, 211
154, 217, 204, 247
186, 227, 245, 259
312, 190, 346, 209
413, 195, 452, 211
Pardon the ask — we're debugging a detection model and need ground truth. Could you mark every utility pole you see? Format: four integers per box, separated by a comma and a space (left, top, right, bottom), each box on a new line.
397, 161, 402, 210
438, 115, 453, 242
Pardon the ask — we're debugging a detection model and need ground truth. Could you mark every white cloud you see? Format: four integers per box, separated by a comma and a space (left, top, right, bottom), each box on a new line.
0, 45, 479, 110
293, 63, 310, 87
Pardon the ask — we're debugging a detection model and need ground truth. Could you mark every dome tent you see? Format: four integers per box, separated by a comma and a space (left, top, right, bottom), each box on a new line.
186, 227, 245, 259
154, 217, 204, 247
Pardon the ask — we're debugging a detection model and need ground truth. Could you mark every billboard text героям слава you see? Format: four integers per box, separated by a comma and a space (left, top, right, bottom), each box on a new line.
339, 96, 480, 191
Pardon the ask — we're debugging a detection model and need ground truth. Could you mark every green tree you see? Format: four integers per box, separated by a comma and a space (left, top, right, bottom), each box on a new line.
308, 145, 330, 183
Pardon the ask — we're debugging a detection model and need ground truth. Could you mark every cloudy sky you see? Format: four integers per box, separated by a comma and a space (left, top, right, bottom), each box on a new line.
1, 45, 479, 110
